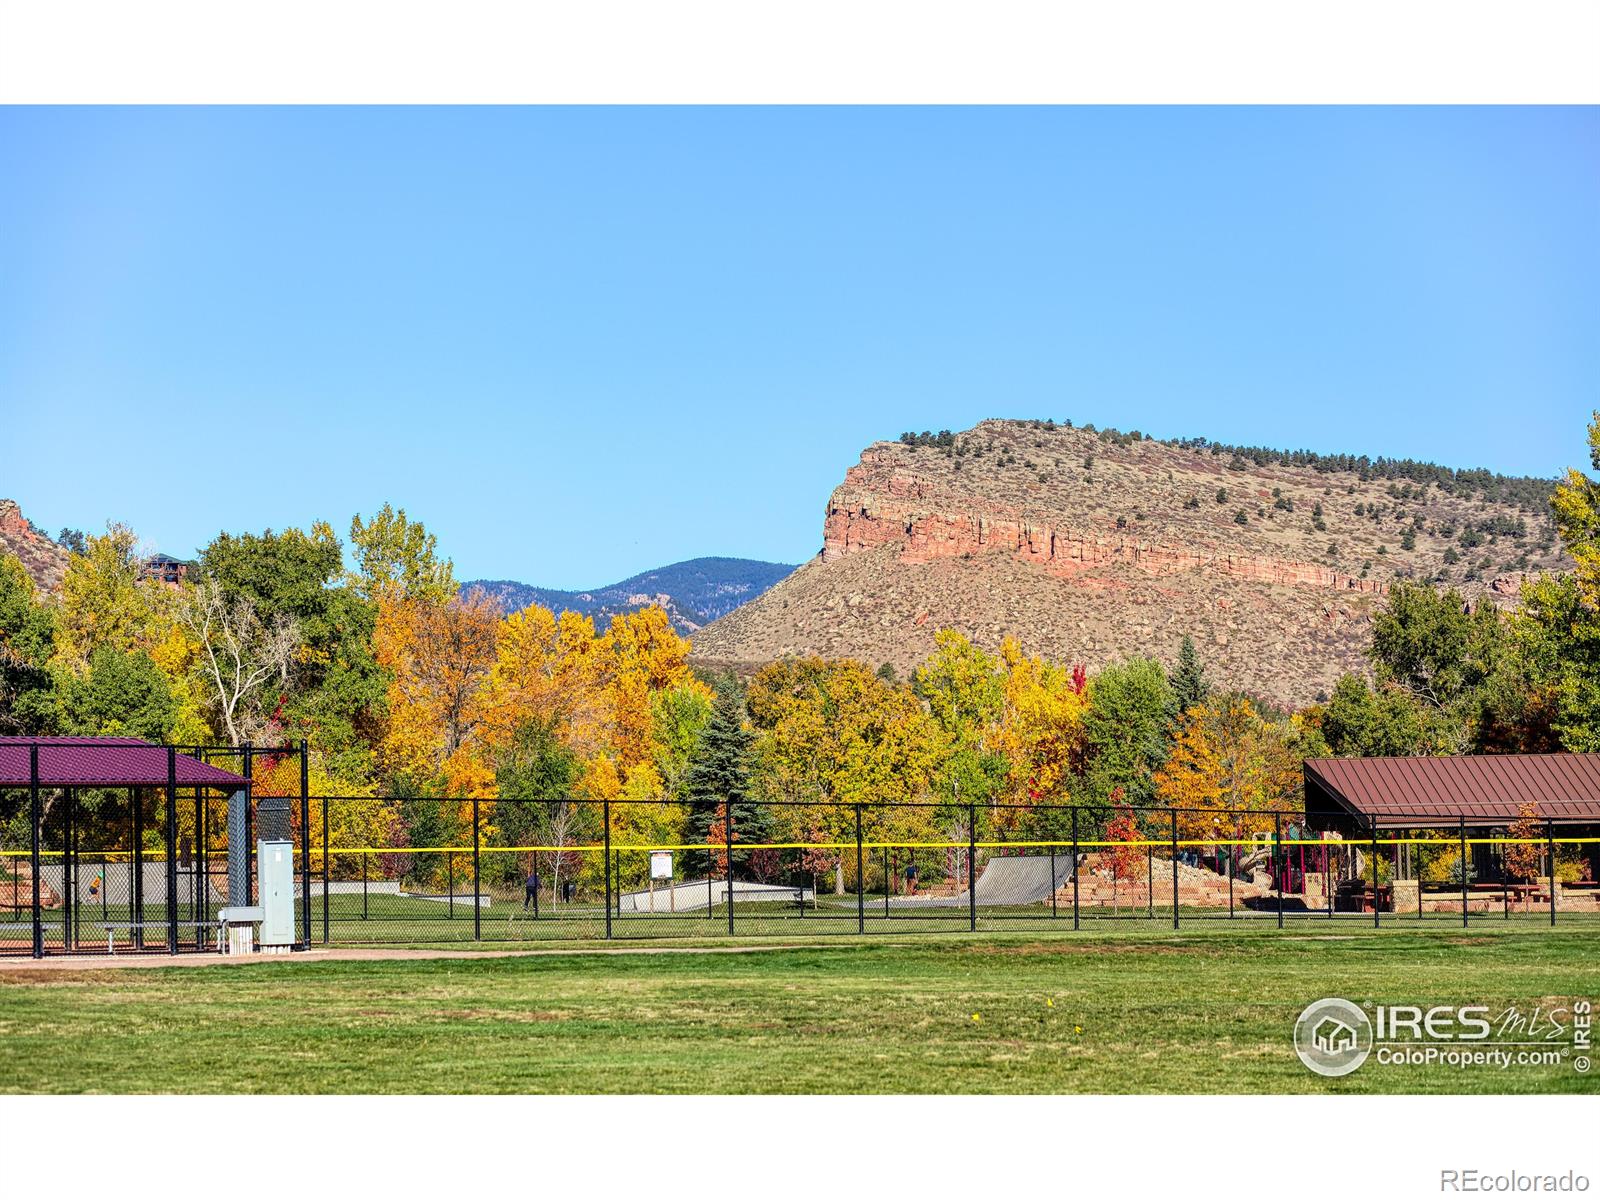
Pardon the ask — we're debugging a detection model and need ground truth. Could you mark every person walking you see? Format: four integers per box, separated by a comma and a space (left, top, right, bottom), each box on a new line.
524, 868, 540, 915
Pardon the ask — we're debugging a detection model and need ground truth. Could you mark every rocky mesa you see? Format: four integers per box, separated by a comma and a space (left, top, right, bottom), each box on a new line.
0, 499, 70, 593
692, 419, 1565, 706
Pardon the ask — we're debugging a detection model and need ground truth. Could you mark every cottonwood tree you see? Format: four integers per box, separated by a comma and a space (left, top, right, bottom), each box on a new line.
180, 576, 299, 745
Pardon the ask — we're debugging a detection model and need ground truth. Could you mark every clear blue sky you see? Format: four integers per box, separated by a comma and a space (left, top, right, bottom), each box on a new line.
2, 107, 1595, 588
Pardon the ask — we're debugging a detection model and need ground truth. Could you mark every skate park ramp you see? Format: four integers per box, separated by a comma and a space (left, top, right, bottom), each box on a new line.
885, 854, 1071, 908
620, 879, 815, 913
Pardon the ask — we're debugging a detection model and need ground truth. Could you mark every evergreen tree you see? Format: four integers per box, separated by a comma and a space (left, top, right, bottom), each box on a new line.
1169, 635, 1210, 724
683, 680, 770, 878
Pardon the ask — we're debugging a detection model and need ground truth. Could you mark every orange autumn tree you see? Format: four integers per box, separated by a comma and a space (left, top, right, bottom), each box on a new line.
375, 587, 500, 789
1153, 695, 1302, 842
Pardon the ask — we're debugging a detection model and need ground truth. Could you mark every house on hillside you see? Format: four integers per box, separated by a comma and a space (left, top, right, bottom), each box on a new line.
140, 553, 194, 587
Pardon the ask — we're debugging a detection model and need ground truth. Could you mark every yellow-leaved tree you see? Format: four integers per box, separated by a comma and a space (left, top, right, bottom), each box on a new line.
1153, 695, 1303, 841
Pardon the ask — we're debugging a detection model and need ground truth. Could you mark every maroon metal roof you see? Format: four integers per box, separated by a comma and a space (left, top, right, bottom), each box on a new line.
1304, 754, 1600, 826
0, 738, 248, 788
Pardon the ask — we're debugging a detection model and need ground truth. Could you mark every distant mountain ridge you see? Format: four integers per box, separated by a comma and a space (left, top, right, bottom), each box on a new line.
464, 557, 797, 634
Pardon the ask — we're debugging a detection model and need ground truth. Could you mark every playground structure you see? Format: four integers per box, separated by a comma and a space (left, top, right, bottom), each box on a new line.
4, 738, 1599, 956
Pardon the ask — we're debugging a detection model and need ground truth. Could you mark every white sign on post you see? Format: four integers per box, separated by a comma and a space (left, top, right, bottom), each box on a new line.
650, 850, 673, 881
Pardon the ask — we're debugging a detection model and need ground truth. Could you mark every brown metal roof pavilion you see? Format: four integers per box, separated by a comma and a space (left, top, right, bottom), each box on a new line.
1304, 754, 1600, 830
0, 737, 248, 789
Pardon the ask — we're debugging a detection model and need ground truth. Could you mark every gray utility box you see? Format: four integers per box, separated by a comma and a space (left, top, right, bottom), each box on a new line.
258, 838, 297, 950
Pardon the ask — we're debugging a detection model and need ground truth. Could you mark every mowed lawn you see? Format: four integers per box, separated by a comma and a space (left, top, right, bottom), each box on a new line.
2, 927, 1597, 1094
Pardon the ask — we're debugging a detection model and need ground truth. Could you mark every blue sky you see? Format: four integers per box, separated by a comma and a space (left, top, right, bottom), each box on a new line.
1, 107, 1595, 588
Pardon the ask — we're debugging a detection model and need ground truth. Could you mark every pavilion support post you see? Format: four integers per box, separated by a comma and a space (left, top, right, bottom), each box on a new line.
63, 787, 74, 952
1459, 816, 1469, 929
133, 786, 144, 949
166, 747, 179, 954
29, 744, 41, 959
1547, 820, 1557, 927
1370, 821, 1381, 929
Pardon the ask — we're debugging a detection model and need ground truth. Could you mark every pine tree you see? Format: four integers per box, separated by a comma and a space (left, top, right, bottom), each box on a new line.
683, 681, 770, 878
1170, 636, 1210, 725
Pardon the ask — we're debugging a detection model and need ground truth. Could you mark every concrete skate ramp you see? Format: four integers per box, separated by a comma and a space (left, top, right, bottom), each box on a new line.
888, 853, 1071, 908
620, 879, 815, 913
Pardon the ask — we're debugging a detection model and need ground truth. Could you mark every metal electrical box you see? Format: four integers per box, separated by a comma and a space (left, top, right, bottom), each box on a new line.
258, 838, 296, 949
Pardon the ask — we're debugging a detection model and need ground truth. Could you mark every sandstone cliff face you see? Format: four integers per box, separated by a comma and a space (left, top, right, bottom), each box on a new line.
0, 500, 70, 592
824, 446, 1387, 596
693, 419, 1564, 706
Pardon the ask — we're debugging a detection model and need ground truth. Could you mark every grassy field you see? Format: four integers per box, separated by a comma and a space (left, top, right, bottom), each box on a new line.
1, 925, 1597, 1094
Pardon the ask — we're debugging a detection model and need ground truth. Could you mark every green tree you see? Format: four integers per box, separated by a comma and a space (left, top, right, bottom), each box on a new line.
1082, 658, 1173, 804
1319, 674, 1434, 757
61, 646, 176, 741
0, 552, 59, 734
349, 504, 456, 603
200, 523, 385, 778
1367, 581, 1504, 749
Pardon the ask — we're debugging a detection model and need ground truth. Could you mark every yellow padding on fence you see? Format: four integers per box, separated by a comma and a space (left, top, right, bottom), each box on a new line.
5, 835, 1596, 859
294, 835, 1600, 855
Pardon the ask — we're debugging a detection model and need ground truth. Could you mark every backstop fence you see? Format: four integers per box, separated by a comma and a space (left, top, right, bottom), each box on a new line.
3, 781, 1598, 955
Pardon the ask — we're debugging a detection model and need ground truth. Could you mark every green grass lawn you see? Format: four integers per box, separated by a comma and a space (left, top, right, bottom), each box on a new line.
1, 926, 1596, 1095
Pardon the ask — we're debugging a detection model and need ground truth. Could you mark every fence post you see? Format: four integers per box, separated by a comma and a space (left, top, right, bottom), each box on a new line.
297, 742, 310, 949
1146, 836, 1153, 919
363, 853, 369, 921
1051, 842, 1058, 920
472, 796, 481, 941
1071, 806, 1080, 931
1170, 809, 1179, 930
1370, 820, 1380, 929
603, 797, 613, 940
321, 795, 329, 944
1459, 816, 1469, 928
1228, 824, 1235, 919
29, 743, 41, 959
966, 785, 977, 933
725, 795, 735, 936
167, 746, 179, 953
1546, 819, 1556, 927
855, 804, 864, 935
1274, 812, 1284, 930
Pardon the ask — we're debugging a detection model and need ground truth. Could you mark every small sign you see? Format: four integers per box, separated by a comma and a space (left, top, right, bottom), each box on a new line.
650, 851, 673, 881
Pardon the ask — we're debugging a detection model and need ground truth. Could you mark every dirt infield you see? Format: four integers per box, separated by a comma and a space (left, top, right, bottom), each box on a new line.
0, 942, 840, 971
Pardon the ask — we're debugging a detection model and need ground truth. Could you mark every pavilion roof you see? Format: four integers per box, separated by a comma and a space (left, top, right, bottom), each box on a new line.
0, 738, 249, 788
